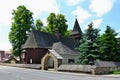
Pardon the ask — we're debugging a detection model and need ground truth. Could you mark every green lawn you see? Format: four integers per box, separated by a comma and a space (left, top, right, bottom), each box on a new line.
112, 70, 120, 74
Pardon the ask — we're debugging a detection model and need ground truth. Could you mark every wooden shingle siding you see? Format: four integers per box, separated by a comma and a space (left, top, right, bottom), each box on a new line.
23, 48, 47, 64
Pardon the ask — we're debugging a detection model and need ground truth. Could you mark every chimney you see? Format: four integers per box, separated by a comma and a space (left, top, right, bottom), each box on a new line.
55, 28, 61, 38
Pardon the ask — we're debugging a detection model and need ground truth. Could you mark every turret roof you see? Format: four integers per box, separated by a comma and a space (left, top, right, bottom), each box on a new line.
71, 19, 82, 35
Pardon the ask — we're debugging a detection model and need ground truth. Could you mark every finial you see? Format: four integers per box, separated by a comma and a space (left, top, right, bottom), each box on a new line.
75, 15, 77, 19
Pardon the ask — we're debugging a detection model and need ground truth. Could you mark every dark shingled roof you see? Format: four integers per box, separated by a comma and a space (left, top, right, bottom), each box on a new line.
52, 42, 79, 55
23, 30, 79, 50
70, 19, 82, 35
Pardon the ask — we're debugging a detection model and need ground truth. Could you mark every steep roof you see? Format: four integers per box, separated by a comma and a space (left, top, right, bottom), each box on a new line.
23, 30, 58, 48
70, 19, 82, 35
48, 49, 63, 59
22, 31, 38, 48
23, 30, 79, 50
52, 42, 79, 55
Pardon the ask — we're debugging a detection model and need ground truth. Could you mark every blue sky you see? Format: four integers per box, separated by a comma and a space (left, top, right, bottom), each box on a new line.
0, 0, 120, 50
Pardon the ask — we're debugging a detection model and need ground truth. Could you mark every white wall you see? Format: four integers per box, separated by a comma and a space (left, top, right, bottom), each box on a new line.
60, 54, 79, 64
47, 54, 79, 67
48, 57, 54, 68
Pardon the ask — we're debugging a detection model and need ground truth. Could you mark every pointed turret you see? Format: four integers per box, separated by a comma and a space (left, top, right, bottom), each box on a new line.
70, 18, 82, 40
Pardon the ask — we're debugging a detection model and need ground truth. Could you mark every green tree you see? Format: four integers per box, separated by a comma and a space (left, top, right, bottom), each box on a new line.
77, 22, 100, 65
45, 13, 68, 36
34, 19, 43, 31
116, 38, 120, 61
9, 5, 33, 62
99, 26, 119, 61
64, 30, 72, 36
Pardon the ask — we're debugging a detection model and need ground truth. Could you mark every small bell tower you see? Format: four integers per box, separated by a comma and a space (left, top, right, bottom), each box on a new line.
70, 18, 82, 40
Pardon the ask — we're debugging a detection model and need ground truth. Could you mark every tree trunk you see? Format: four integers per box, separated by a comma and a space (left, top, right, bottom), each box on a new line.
19, 56, 22, 63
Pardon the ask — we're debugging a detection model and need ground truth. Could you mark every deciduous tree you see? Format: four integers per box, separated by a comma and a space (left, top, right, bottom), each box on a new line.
34, 19, 43, 31
9, 5, 33, 62
45, 13, 68, 36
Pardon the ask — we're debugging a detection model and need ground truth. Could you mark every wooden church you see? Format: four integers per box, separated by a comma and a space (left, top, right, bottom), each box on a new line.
22, 19, 82, 69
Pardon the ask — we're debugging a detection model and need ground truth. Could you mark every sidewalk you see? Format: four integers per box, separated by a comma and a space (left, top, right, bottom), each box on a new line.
0, 63, 41, 69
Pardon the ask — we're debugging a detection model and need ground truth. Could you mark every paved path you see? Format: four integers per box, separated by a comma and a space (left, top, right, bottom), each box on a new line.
0, 65, 120, 80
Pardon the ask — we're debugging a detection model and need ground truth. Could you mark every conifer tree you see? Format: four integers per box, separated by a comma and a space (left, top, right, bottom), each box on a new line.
77, 22, 100, 65
99, 26, 120, 61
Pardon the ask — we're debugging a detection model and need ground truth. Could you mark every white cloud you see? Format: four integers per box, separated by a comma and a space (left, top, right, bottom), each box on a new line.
92, 18, 103, 28
27, 0, 59, 18
0, 0, 25, 25
116, 29, 120, 38
89, 0, 115, 17
84, 18, 102, 30
71, 6, 91, 23
0, 40, 12, 51
41, 18, 47, 26
0, 0, 59, 25
0, 0, 59, 50
67, 0, 83, 6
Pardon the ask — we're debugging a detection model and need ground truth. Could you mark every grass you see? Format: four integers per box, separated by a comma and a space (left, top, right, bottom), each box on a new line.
112, 70, 120, 74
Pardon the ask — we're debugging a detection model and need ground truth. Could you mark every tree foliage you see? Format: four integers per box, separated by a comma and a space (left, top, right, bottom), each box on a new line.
77, 22, 100, 65
9, 5, 33, 61
45, 13, 68, 36
98, 26, 120, 61
34, 19, 43, 31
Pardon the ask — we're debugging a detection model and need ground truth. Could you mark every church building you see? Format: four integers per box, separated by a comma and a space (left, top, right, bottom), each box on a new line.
22, 19, 82, 70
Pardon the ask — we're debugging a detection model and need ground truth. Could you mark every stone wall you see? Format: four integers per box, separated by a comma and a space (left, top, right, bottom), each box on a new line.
58, 61, 120, 75
58, 64, 92, 72
91, 61, 120, 75
91, 67, 120, 75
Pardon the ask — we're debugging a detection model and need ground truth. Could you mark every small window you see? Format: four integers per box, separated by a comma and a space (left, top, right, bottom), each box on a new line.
68, 59, 75, 64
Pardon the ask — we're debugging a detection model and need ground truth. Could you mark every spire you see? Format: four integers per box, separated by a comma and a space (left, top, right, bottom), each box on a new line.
70, 18, 82, 40
72, 18, 82, 34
